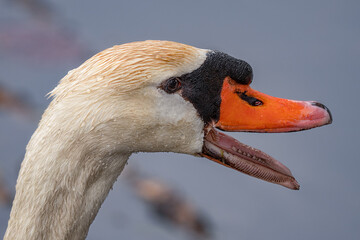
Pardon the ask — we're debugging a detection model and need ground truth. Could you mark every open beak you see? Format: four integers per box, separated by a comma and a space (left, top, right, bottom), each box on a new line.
201, 77, 332, 190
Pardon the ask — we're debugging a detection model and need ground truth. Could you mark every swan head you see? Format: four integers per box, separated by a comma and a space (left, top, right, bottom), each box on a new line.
49, 40, 332, 190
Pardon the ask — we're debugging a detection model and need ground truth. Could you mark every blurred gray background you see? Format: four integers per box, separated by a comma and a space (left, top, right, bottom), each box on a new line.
0, 0, 359, 239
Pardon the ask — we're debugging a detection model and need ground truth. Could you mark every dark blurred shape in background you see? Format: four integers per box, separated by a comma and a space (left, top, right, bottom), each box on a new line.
125, 167, 213, 239
1, 0, 92, 63
10, 0, 55, 21
0, 83, 35, 119
0, 22, 91, 63
0, 172, 12, 206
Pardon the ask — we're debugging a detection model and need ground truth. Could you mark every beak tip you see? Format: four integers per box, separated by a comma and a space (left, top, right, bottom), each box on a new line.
311, 101, 333, 125
293, 182, 300, 190
327, 109, 333, 125
280, 179, 300, 190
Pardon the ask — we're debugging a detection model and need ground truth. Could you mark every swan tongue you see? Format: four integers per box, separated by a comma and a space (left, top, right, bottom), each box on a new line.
201, 126, 300, 190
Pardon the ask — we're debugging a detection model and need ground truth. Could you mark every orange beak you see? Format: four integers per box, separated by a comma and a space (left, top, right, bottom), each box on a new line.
201, 77, 332, 190
216, 77, 332, 132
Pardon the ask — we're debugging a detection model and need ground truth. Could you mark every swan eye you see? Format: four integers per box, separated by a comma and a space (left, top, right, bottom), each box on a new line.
162, 77, 182, 94
237, 91, 263, 106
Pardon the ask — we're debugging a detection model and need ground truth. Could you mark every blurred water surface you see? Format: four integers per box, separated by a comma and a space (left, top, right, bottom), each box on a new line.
0, 0, 359, 239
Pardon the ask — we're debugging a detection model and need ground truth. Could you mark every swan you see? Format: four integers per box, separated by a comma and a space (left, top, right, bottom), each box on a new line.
4, 40, 332, 240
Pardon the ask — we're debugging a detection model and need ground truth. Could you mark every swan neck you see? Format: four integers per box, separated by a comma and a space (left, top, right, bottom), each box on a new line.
4, 124, 130, 240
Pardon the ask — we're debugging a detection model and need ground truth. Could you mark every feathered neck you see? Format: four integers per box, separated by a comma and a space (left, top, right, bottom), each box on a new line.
4, 103, 131, 240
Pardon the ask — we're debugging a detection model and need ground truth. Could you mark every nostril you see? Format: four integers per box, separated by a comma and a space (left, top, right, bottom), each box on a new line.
311, 101, 333, 124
